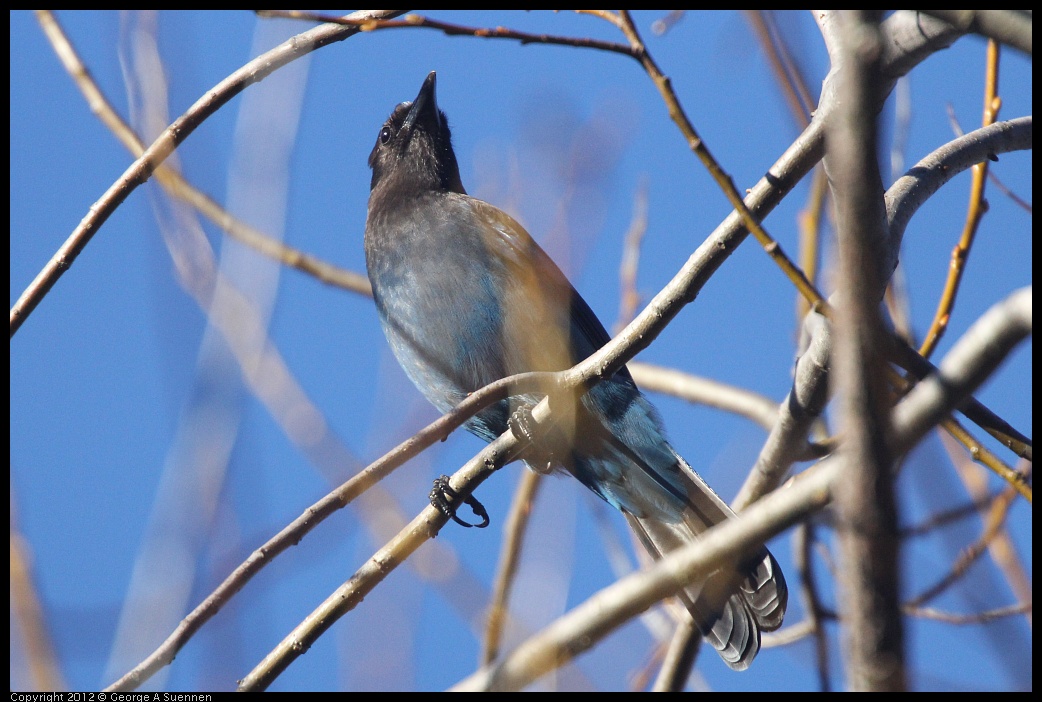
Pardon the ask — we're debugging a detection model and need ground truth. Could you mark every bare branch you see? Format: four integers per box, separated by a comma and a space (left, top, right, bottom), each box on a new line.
825, 11, 905, 691
918, 10, 1032, 56
449, 277, 1032, 692
892, 288, 1032, 458
11, 10, 401, 337
33, 10, 372, 297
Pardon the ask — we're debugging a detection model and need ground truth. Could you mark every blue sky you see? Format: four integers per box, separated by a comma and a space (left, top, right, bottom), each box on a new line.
10, 11, 1032, 692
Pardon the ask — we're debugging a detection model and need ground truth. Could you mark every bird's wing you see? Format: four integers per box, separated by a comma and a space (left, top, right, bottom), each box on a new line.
466, 196, 626, 372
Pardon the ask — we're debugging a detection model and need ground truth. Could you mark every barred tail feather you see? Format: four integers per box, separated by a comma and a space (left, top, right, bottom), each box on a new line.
624, 486, 787, 670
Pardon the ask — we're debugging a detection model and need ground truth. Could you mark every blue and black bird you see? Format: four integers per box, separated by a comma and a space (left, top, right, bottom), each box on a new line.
363, 72, 786, 670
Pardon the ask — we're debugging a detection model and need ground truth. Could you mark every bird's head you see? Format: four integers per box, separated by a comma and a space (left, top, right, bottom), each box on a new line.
368, 71, 465, 196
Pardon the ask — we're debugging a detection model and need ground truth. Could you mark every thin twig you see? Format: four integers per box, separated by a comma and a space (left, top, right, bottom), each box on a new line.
259, 10, 638, 59
794, 522, 831, 691
745, 11, 816, 128
615, 180, 649, 333
12, 10, 402, 338
919, 40, 1001, 359
904, 602, 1032, 624
34, 10, 372, 297
483, 470, 543, 665
906, 477, 1022, 607
614, 10, 826, 311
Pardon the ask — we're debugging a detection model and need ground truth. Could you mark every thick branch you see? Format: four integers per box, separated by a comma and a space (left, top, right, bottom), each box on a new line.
825, 12, 904, 690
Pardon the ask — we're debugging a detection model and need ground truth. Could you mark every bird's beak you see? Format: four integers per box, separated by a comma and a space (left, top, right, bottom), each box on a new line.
401, 71, 440, 136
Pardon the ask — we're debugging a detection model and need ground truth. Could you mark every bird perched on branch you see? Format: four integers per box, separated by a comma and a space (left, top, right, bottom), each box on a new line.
363, 71, 786, 670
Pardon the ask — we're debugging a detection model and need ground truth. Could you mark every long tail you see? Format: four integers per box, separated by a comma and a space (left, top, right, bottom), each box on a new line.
552, 392, 787, 669
623, 462, 787, 671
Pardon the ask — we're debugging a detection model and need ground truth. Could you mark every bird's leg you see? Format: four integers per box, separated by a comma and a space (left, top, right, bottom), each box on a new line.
429, 475, 490, 528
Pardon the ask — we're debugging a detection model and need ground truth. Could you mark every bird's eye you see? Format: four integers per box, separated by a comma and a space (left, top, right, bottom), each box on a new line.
379, 126, 392, 145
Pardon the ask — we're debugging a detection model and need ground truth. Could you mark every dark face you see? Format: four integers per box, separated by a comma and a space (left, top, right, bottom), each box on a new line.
368, 72, 464, 195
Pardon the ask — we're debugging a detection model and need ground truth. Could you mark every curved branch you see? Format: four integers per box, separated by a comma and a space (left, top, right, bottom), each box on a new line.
919, 10, 1032, 56
34, 10, 372, 298
886, 116, 1033, 270
10, 10, 403, 337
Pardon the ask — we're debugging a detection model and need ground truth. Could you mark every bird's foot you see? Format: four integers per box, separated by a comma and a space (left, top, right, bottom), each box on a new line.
429, 475, 490, 529
508, 404, 556, 474
508, 403, 539, 444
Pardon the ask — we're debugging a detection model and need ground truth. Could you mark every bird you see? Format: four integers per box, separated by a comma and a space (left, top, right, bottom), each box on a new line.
363, 71, 786, 671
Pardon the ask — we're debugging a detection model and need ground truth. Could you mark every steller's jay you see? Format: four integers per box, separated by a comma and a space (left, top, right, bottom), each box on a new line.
363, 72, 786, 670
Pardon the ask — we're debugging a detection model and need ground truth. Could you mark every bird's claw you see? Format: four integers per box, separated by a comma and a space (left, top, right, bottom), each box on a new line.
508, 404, 538, 444
429, 475, 490, 528
509, 404, 557, 474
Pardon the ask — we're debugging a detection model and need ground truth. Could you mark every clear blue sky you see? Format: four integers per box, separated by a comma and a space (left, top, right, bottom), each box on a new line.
10, 11, 1032, 692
